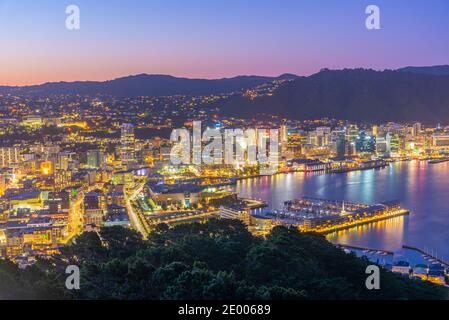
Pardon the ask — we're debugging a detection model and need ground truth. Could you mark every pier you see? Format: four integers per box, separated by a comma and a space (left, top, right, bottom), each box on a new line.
337, 243, 394, 255
428, 158, 449, 164
402, 245, 449, 267
316, 208, 409, 234
240, 197, 268, 209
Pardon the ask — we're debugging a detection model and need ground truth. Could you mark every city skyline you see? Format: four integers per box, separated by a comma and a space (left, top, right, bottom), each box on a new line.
1, 0, 449, 85
1, 0, 449, 302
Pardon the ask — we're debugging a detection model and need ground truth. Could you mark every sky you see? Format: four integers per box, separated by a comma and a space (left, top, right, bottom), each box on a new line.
0, 0, 448, 85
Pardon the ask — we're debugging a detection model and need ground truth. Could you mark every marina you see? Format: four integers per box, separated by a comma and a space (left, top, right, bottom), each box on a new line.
258, 196, 409, 234
235, 161, 449, 266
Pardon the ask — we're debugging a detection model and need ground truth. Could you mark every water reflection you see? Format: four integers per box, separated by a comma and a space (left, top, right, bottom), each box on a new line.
234, 161, 449, 261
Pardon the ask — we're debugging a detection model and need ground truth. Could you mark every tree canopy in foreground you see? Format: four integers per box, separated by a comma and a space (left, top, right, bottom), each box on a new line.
1, 219, 447, 300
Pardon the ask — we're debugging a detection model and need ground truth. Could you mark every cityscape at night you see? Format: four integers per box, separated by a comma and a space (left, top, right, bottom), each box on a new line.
1, 0, 449, 308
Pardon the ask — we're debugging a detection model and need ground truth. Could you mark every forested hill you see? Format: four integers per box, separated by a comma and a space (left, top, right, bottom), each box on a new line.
0, 74, 298, 97
221, 68, 449, 123
0, 220, 446, 300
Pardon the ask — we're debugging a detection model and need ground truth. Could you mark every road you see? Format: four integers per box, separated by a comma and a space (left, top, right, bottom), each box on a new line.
125, 182, 150, 239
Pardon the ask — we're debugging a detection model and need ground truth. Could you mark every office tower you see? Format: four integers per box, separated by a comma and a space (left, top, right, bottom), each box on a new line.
356, 131, 375, 153
87, 149, 102, 169
376, 135, 391, 157
412, 122, 422, 136
345, 125, 359, 143
280, 125, 288, 158
56, 152, 72, 171
120, 123, 136, 167
389, 133, 401, 156
330, 129, 346, 158
280, 125, 288, 144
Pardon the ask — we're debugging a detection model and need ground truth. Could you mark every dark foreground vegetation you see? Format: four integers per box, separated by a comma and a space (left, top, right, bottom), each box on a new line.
0, 219, 447, 300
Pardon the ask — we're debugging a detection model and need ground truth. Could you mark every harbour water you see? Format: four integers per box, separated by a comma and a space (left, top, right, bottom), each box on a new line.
234, 160, 449, 265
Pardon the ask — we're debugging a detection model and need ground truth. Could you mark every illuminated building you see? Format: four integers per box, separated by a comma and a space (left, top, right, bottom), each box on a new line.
287, 159, 331, 172
280, 125, 288, 144
106, 192, 126, 207
83, 191, 106, 226
55, 152, 73, 171
345, 125, 359, 143
7, 190, 43, 210
219, 204, 251, 226
145, 182, 202, 209
120, 123, 136, 168
111, 170, 134, 185
392, 261, 411, 275
0, 147, 21, 168
0, 172, 7, 197
87, 149, 103, 169
330, 129, 346, 157
54, 170, 72, 190
280, 125, 289, 157
376, 135, 391, 157
356, 131, 375, 153
345, 141, 356, 156
432, 134, 449, 149
40, 161, 53, 175
388, 133, 401, 157
412, 122, 422, 136
104, 204, 130, 227
21, 116, 43, 128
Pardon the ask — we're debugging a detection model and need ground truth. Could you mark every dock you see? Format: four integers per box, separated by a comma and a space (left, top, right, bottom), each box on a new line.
337, 243, 394, 255
403, 245, 449, 267
317, 209, 409, 234
428, 158, 449, 164
240, 197, 268, 209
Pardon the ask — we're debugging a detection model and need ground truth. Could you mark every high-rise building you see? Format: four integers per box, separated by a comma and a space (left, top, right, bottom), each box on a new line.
356, 131, 375, 153
280, 125, 289, 158
120, 123, 136, 167
389, 133, 401, 156
87, 149, 103, 169
280, 125, 288, 144
56, 151, 73, 171
330, 129, 346, 158
376, 136, 387, 151
412, 122, 422, 136
345, 125, 359, 143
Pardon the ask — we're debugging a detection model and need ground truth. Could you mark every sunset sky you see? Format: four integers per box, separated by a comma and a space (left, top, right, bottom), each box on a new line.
0, 0, 448, 85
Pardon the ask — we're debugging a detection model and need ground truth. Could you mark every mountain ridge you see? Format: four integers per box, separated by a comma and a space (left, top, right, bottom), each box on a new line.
221, 68, 449, 123
0, 73, 299, 96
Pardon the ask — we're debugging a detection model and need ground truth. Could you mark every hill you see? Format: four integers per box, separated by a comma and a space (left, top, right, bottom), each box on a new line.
0, 74, 298, 97
1, 220, 446, 300
221, 69, 449, 123
398, 65, 449, 76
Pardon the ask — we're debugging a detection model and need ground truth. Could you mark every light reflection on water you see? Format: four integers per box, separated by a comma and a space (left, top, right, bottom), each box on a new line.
234, 161, 449, 264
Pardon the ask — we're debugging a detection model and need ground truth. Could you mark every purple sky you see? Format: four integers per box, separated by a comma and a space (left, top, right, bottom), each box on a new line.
0, 0, 448, 85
